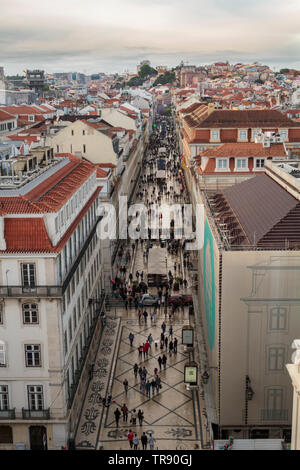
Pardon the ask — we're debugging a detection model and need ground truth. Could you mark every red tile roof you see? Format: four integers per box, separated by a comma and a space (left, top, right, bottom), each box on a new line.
184, 109, 300, 129
0, 109, 16, 121
1, 187, 102, 253
200, 143, 287, 158
0, 154, 95, 215
3, 218, 53, 253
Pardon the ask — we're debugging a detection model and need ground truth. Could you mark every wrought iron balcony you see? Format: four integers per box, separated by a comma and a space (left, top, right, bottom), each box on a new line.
0, 409, 16, 419
22, 408, 50, 420
0, 286, 62, 298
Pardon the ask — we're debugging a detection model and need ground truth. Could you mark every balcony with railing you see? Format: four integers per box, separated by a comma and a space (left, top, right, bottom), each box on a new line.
22, 408, 50, 420
0, 286, 62, 298
0, 409, 16, 419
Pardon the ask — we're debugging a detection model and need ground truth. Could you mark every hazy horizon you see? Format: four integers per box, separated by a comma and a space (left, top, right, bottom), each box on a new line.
1, 0, 300, 75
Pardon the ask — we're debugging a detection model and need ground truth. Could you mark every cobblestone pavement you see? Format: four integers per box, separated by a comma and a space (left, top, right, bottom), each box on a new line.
75, 121, 209, 450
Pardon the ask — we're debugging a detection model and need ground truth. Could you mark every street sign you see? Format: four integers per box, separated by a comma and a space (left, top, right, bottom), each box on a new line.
184, 362, 198, 385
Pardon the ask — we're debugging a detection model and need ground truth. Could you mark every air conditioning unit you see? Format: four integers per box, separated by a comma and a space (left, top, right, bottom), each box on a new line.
263, 141, 270, 148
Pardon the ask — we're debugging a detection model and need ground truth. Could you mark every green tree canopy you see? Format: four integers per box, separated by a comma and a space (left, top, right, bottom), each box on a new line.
153, 71, 176, 86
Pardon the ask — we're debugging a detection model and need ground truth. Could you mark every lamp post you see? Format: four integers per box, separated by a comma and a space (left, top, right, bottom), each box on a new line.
245, 375, 254, 430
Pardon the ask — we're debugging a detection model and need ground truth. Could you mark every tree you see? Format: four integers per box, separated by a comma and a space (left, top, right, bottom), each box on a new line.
279, 68, 290, 74
138, 64, 158, 79
153, 71, 176, 86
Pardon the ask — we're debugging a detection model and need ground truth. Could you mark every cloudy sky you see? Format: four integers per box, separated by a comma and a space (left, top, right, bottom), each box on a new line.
1, 0, 300, 74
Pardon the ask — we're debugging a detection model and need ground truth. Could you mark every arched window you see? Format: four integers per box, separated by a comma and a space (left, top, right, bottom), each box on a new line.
0, 342, 6, 366
22, 303, 39, 324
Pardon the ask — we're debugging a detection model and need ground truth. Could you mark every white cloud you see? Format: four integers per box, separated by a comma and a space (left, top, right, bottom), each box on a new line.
1, 0, 300, 73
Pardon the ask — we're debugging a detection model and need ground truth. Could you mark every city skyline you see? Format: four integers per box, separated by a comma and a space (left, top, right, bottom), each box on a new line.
1, 0, 300, 75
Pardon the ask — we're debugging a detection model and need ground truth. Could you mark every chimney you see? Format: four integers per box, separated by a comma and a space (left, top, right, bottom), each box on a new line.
207, 103, 215, 115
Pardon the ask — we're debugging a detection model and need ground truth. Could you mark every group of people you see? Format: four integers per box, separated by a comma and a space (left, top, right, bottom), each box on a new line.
127, 430, 155, 450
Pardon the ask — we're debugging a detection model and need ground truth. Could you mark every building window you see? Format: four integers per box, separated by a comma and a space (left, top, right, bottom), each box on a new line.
269, 307, 287, 330
255, 158, 265, 169
68, 318, 72, 343
266, 387, 283, 412
279, 129, 288, 140
21, 263, 36, 287
236, 158, 248, 170
28, 385, 44, 411
0, 342, 6, 367
71, 130, 74, 136
83, 144, 86, 153
64, 331, 68, 355
23, 303, 39, 324
210, 130, 220, 141
57, 145, 59, 153
238, 129, 248, 141
268, 346, 286, 371
0, 304, 3, 325
83, 130, 85, 135
217, 159, 228, 170
25, 344, 41, 367
73, 307, 77, 331
0, 386, 9, 411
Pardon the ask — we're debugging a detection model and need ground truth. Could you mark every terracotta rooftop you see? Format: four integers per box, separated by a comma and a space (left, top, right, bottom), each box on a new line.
199, 143, 287, 158
0, 154, 95, 214
184, 109, 300, 129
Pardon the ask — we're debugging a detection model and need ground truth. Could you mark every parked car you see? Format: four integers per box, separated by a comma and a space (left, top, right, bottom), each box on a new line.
168, 295, 193, 306
139, 294, 158, 307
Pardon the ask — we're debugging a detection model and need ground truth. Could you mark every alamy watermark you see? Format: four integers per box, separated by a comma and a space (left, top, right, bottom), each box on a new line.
96, 196, 204, 250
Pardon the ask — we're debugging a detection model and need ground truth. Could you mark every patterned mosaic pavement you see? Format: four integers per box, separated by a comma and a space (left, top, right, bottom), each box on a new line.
97, 314, 203, 450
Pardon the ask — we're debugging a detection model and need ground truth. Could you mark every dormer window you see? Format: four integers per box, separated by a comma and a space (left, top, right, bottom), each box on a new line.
216, 158, 229, 171
210, 130, 220, 142
238, 129, 248, 141
235, 158, 248, 171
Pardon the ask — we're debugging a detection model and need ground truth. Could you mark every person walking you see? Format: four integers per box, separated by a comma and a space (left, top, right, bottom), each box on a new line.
161, 321, 166, 334
114, 407, 121, 427
121, 403, 128, 422
169, 340, 173, 356
138, 309, 142, 324
154, 367, 158, 376
138, 345, 143, 360
131, 409, 137, 426
133, 363, 139, 379
127, 430, 134, 449
141, 432, 148, 450
151, 378, 156, 396
143, 343, 147, 360
129, 332, 134, 347
155, 375, 161, 394
148, 432, 155, 450
164, 336, 168, 350
133, 433, 139, 450
138, 409, 144, 426
144, 341, 150, 359
158, 356, 162, 371
145, 379, 151, 399
169, 326, 173, 338
147, 333, 153, 348
162, 354, 167, 369
123, 378, 129, 394
174, 337, 178, 353
143, 310, 148, 324
140, 378, 146, 394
